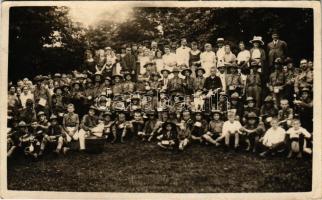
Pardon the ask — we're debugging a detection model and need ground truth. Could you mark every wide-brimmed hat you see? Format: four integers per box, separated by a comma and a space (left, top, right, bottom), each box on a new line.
37, 111, 46, 117
49, 114, 58, 120
211, 109, 222, 115
249, 36, 264, 45
18, 121, 29, 127
250, 61, 261, 68
284, 57, 293, 65
181, 67, 192, 76
162, 121, 177, 129
143, 61, 154, 68
112, 74, 123, 79
264, 95, 274, 102
102, 111, 113, 117
93, 73, 103, 82
53, 86, 63, 93
195, 67, 206, 74
230, 92, 240, 100
161, 68, 171, 74
53, 73, 62, 78
246, 96, 255, 102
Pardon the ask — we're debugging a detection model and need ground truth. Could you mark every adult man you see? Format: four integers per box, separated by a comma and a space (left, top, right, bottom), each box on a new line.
267, 32, 287, 68
216, 38, 225, 67
121, 47, 137, 78
204, 67, 222, 91
167, 67, 184, 95
176, 38, 191, 67
294, 59, 313, 94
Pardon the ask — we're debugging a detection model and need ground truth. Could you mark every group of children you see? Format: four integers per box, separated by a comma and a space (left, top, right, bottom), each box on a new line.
7, 36, 313, 160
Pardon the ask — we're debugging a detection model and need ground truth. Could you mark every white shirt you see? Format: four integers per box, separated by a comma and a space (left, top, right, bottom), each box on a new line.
251, 48, 261, 60
216, 47, 225, 67
176, 46, 191, 66
216, 72, 226, 92
286, 127, 311, 139
200, 51, 217, 66
154, 58, 164, 73
162, 53, 177, 68
138, 56, 151, 75
262, 127, 286, 147
237, 50, 251, 64
222, 120, 242, 136
20, 92, 34, 108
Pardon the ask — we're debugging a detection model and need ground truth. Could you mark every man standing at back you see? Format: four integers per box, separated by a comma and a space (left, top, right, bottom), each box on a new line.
121, 47, 137, 80
267, 31, 287, 68
176, 38, 191, 67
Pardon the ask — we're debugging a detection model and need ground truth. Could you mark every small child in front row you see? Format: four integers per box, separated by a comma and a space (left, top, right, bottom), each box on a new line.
239, 112, 265, 153
286, 118, 311, 158
62, 104, 80, 150
206, 110, 224, 145
157, 122, 178, 150
215, 110, 242, 151
40, 115, 64, 155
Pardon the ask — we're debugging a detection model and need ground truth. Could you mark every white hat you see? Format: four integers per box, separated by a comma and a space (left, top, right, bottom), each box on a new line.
249, 36, 264, 45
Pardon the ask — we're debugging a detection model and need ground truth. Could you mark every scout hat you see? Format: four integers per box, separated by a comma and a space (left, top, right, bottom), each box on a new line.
94, 73, 103, 82
230, 92, 240, 100
49, 114, 58, 121
250, 61, 261, 68
72, 80, 82, 88
249, 36, 264, 45
246, 96, 255, 102
143, 61, 154, 68
18, 121, 29, 127
195, 67, 206, 74
37, 111, 46, 117
161, 68, 171, 74
264, 95, 274, 102
181, 67, 192, 76
102, 110, 113, 117
54, 73, 62, 78
53, 86, 63, 93
211, 109, 222, 115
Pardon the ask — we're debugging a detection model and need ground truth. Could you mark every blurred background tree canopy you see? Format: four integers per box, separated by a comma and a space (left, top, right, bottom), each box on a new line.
9, 7, 313, 81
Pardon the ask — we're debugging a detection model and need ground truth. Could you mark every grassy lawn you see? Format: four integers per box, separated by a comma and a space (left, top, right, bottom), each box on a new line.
7, 140, 312, 193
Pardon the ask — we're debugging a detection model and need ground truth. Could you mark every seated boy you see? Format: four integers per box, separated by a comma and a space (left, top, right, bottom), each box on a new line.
259, 118, 286, 157
157, 122, 178, 150
215, 110, 242, 151
277, 99, 293, 130
40, 115, 64, 155
111, 111, 131, 143
177, 110, 193, 151
62, 104, 80, 148
286, 118, 311, 158
239, 112, 265, 152
206, 110, 224, 145
190, 111, 215, 145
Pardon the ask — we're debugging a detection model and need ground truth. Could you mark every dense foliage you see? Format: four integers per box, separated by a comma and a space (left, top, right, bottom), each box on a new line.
9, 7, 313, 81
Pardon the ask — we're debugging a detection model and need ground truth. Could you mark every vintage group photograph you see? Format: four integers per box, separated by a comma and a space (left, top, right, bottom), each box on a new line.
3, 1, 317, 195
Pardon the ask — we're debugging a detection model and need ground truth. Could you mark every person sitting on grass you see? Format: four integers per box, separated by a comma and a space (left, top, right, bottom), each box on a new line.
286, 118, 311, 158
259, 118, 286, 157
102, 111, 114, 140
239, 112, 265, 153
205, 110, 224, 146
277, 99, 293, 130
129, 110, 145, 139
39, 115, 64, 155
215, 110, 242, 151
190, 111, 210, 144
62, 103, 80, 150
111, 111, 131, 143
157, 121, 178, 150
18, 121, 42, 159
177, 110, 193, 151
140, 111, 157, 141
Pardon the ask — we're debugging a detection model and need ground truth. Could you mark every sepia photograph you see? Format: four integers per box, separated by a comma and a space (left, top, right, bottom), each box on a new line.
1, 1, 321, 199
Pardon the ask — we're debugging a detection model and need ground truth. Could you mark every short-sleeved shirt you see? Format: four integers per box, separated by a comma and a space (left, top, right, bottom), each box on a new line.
286, 127, 311, 139
63, 113, 79, 127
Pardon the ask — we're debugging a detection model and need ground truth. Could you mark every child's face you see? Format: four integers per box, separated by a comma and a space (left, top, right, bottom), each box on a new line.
213, 113, 220, 120
248, 119, 256, 125
292, 120, 301, 129
134, 113, 141, 121
195, 114, 202, 121
114, 77, 120, 83
39, 115, 46, 121
280, 101, 288, 109
166, 124, 172, 131
162, 71, 169, 78
104, 115, 111, 122
31, 123, 37, 128
248, 101, 255, 107
231, 99, 238, 105
67, 106, 74, 113
164, 48, 170, 54
125, 75, 132, 81
118, 113, 126, 122
197, 71, 203, 77
51, 120, 57, 126
88, 109, 95, 116
153, 76, 159, 81
205, 46, 211, 51
270, 120, 278, 129
182, 112, 190, 121
228, 114, 235, 122
218, 67, 225, 73
184, 71, 191, 77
